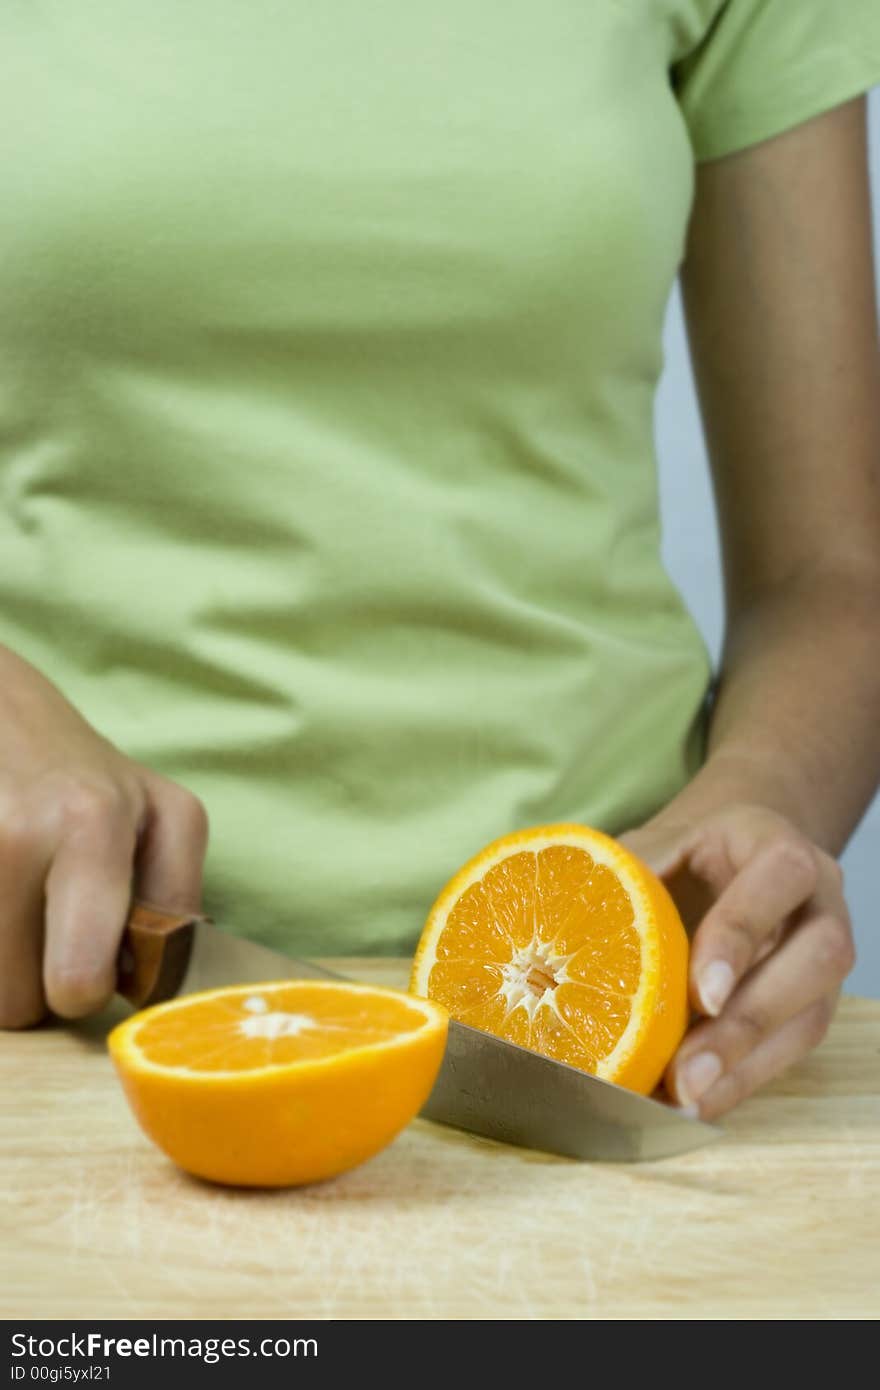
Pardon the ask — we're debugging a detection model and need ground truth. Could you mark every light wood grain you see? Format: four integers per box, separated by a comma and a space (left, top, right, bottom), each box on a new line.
1, 960, 878, 1320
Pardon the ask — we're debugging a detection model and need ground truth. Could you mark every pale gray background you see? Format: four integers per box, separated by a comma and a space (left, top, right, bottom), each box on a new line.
656, 91, 879, 997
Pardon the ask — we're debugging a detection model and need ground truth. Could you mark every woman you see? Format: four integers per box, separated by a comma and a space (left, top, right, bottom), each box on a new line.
2, 2, 879, 1122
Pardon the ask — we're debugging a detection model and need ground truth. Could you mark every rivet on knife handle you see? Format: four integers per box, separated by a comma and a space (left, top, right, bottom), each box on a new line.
117, 900, 210, 1009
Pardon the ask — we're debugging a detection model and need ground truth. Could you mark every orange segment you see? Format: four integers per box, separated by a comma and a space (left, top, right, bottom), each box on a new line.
410, 823, 688, 1095
437, 880, 514, 964
108, 980, 448, 1188
481, 851, 538, 950
534, 843, 594, 945
426, 960, 505, 1019
531, 1008, 598, 1072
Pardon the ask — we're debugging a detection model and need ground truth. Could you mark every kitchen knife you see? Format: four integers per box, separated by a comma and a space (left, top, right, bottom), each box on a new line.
116, 900, 719, 1162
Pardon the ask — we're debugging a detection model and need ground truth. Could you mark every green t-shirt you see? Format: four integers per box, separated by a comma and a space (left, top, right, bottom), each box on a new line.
2, 3, 879, 954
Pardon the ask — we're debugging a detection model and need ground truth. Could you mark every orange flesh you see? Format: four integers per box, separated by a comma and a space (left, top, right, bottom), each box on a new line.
428, 845, 640, 1069
110, 981, 449, 1188
133, 983, 427, 1072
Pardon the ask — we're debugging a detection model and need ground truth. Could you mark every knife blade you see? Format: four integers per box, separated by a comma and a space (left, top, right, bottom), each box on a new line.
116, 900, 719, 1162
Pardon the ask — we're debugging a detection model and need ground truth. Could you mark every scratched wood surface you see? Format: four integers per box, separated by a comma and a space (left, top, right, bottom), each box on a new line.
1, 960, 878, 1320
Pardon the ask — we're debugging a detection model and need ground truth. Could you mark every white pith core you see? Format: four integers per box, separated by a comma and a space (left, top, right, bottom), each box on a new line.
239, 994, 316, 1040
500, 940, 574, 1020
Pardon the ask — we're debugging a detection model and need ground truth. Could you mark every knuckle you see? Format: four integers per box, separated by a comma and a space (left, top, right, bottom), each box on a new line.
819, 853, 845, 890
815, 916, 855, 979
188, 794, 210, 837
0, 805, 39, 856
769, 835, 818, 890
731, 1006, 767, 1049
168, 784, 210, 837
54, 777, 129, 831
804, 998, 834, 1050
712, 910, 759, 959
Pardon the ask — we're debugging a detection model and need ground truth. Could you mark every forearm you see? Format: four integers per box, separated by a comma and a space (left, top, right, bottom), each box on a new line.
659, 568, 880, 854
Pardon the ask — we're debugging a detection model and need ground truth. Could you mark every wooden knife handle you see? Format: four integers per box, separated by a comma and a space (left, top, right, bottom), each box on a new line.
116, 900, 211, 1009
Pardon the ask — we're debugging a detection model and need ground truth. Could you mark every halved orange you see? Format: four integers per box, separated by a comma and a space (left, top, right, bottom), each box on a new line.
410, 824, 688, 1094
109, 980, 448, 1187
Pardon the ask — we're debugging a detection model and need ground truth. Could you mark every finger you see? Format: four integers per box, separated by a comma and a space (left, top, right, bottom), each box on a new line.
42, 788, 139, 1018
690, 837, 818, 1016
694, 995, 836, 1121
668, 907, 853, 1107
620, 829, 720, 936
0, 809, 51, 1029
134, 777, 209, 912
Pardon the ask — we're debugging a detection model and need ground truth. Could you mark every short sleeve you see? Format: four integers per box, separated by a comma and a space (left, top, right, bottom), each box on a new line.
672, 0, 880, 162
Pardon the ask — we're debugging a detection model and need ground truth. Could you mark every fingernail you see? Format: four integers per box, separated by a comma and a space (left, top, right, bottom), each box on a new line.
677, 1052, 723, 1107
699, 960, 735, 1016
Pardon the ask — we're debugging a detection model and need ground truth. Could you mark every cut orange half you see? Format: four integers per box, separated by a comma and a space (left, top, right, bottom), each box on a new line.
109, 980, 448, 1187
410, 824, 688, 1095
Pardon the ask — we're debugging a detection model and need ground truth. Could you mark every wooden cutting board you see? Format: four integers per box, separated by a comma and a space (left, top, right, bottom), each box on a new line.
1, 960, 878, 1319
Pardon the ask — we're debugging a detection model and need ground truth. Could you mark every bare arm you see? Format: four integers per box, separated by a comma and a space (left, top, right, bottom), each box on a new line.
677, 95, 880, 850
626, 97, 880, 1117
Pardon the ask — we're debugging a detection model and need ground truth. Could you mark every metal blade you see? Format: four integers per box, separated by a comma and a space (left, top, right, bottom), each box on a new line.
422, 1016, 719, 1161
178, 920, 343, 993
176, 921, 719, 1162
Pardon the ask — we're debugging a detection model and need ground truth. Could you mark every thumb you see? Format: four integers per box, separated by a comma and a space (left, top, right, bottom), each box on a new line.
620, 822, 716, 937
617, 824, 691, 880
